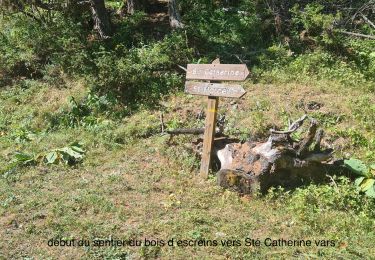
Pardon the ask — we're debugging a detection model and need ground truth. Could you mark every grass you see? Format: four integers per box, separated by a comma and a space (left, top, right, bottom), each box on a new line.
1, 77, 375, 259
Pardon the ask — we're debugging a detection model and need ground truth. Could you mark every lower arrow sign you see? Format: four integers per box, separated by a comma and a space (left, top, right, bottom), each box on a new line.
185, 81, 247, 98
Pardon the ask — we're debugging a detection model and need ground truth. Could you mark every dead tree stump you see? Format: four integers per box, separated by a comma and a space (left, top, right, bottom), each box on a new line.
215, 115, 345, 194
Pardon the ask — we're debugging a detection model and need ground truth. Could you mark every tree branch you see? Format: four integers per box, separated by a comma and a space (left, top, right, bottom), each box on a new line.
337, 30, 375, 40
360, 12, 375, 29
167, 127, 222, 135
270, 114, 308, 134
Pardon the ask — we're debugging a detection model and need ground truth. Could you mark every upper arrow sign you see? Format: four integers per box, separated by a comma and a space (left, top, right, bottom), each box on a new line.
186, 64, 249, 81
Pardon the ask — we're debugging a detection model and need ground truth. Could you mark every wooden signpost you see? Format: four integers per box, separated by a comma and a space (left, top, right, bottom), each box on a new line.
184, 59, 249, 179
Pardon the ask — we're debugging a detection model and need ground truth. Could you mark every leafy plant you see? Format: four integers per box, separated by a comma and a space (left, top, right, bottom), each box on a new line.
13, 152, 36, 165
48, 92, 124, 129
268, 176, 374, 219
12, 142, 85, 167
10, 127, 37, 143
92, 32, 190, 107
44, 142, 85, 165
344, 158, 375, 198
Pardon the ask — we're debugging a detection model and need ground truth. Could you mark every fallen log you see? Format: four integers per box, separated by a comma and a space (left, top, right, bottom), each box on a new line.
166, 127, 222, 135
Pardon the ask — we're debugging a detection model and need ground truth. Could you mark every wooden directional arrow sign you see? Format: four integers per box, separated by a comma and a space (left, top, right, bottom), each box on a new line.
183, 59, 250, 179
185, 81, 246, 98
186, 64, 249, 81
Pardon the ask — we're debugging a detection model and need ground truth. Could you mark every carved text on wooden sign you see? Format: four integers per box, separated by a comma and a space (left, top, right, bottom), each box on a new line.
185, 81, 246, 98
186, 64, 249, 81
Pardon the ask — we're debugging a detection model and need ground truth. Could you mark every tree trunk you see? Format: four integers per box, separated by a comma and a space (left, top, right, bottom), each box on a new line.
126, 0, 148, 15
169, 0, 184, 29
89, 0, 112, 39
127, 0, 137, 14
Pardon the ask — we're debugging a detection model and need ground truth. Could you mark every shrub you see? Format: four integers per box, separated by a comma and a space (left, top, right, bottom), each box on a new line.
0, 14, 90, 83
92, 32, 193, 107
47, 92, 123, 129
268, 177, 375, 219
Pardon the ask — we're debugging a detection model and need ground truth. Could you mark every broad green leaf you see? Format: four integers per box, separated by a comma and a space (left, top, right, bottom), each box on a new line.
70, 145, 84, 154
344, 159, 370, 177
14, 152, 33, 162
45, 152, 58, 164
14, 152, 35, 165
58, 147, 83, 159
365, 186, 375, 198
70, 142, 83, 148
360, 178, 375, 192
354, 177, 365, 187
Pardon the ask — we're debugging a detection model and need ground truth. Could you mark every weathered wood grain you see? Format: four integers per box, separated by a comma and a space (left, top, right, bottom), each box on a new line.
186, 64, 249, 81
200, 96, 219, 179
185, 81, 246, 98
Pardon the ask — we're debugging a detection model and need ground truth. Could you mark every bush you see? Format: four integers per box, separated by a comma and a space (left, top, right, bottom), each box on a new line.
268, 177, 375, 220
180, 0, 263, 61
0, 14, 90, 85
47, 92, 122, 129
92, 32, 193, 107
291, 3, 341, 46
255, 50, 372, 88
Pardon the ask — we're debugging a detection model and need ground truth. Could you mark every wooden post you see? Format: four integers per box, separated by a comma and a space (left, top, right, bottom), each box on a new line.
200, 58, 220, 178
200, 96, 219, 178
